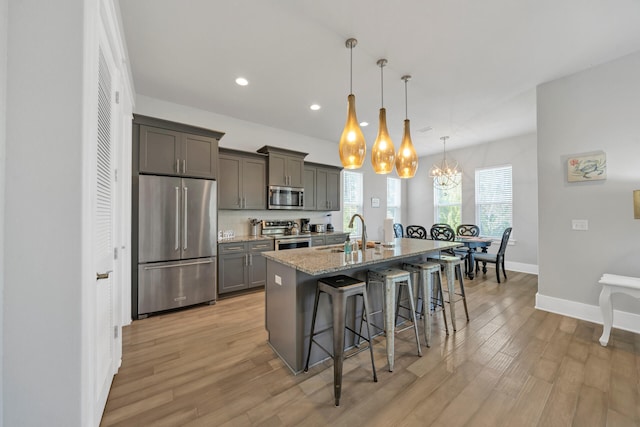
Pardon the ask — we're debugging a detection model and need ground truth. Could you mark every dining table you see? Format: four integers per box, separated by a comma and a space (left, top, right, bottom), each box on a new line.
455, 236, 493, 279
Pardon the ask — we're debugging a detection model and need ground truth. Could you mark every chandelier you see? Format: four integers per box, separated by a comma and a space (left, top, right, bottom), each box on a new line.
429, 136, 461, 189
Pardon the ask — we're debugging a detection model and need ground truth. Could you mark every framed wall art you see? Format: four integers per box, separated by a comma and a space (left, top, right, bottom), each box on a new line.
567, 152, 606, 182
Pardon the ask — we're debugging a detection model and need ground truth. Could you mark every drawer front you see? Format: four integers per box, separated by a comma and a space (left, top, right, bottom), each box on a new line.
138, 258, 216, 315
325, 234, 347, 245
249, 240, 274, 252
218, 242, 246, 254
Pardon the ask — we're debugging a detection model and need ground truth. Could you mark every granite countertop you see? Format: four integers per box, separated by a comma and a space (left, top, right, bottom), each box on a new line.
218, 231, 348, 244
217, 235, 273, 244
262, 238, 461, 276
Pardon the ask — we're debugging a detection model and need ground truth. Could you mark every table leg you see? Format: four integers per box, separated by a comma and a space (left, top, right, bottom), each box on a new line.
384, 278, 395, 371
599, 285, 612, 346
467, 250, 476, 280
445, 262, 457, 331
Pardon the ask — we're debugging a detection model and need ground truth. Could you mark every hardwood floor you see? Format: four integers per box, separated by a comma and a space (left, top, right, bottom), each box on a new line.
101, 272, 640, 426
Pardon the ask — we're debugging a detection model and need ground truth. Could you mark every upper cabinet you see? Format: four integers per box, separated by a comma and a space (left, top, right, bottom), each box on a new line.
257, 146, 307, 188
135, 115, 224, 179
304, 162, 342, 211
218, 149, 267, 210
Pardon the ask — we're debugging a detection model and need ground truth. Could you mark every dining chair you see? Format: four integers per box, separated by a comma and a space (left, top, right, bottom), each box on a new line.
456, 224, 480, 237
475, 227, 513, 283
406, 225, 427, 239
429, 224, 455, 242
454, 224, 480, 275
393, 223, 404, 238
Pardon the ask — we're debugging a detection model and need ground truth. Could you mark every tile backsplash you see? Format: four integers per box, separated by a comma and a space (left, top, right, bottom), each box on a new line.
218, 210, 337, 236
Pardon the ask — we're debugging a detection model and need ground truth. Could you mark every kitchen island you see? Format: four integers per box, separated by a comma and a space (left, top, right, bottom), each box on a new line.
262, 238, 461, 373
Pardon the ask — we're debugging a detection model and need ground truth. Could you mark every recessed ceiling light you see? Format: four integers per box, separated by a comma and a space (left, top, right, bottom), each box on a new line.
310, 104, 321, 111
235, 77, 249, 86
360, 121, 369, 127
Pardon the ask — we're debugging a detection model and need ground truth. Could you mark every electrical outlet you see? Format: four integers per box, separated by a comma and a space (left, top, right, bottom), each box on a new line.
572, 219, 589, 231
275, 274, 282, 285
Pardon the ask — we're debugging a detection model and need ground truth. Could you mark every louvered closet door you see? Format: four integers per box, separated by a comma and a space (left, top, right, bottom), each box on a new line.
94, 43, 117, 417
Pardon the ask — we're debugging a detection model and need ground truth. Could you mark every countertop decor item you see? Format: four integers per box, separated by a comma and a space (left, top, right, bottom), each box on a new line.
371, 58, 395, 174
395, 75, 418, 178
338, 38, 366, 169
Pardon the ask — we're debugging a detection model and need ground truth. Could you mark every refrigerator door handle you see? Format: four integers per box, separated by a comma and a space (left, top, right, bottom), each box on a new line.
183, 186, 188, 250
175, 186, 180, 251
142, 259, 213, 270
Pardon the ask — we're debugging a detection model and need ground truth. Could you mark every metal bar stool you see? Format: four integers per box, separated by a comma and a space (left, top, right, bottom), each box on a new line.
304, 274, 377, 406
363, 267, 421, 372
427, 254, 469, 331
402, 261, 449, 346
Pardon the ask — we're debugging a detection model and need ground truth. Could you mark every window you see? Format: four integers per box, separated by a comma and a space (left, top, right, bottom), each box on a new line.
475, 165, 512, 238
433, 174, 462, 230
343, 171, 363, 237
386, 177, 401, 222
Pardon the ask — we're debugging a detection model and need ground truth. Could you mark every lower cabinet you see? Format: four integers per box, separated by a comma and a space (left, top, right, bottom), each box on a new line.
325, 233, 348, 245
218, 240, 274, 294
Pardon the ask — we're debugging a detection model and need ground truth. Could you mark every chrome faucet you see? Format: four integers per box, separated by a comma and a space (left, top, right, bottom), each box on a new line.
348, 214, 367, 252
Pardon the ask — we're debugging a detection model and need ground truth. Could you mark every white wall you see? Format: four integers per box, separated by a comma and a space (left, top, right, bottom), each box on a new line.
407, 133, 539, 271
4, 0, 85, 425
537, 51, 640, 327
0, 0, 8, 421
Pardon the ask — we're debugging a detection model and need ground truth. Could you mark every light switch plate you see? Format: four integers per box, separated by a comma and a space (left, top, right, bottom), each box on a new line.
572, 219, 589, 231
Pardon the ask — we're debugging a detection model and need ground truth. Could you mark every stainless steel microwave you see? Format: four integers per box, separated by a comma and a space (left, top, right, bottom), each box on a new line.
268, 185, 304, 209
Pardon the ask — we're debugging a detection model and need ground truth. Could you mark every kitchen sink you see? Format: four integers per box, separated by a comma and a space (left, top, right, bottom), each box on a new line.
315, 245, 344, 252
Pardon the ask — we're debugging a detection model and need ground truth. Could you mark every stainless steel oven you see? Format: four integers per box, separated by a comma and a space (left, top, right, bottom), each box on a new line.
275, 236, 312, 250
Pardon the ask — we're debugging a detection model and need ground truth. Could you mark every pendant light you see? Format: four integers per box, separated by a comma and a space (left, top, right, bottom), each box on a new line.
371, 59, 395, 174
339, 38, 366, 169
395, 75, 418, 178
430, 136, 461, 189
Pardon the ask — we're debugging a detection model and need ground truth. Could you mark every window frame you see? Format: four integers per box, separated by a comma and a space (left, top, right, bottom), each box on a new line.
342, 170, 364, 238
475, 165, 513, 239
433, 173, 462, 230
386, 177, 401, 223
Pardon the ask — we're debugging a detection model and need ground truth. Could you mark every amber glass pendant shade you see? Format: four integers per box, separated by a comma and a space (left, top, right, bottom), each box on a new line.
339, 94, 366, 169
371, 108, 395, 174
396, 119, 418, 178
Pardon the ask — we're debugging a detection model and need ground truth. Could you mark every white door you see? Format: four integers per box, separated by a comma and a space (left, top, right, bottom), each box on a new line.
94, 39, 118, 420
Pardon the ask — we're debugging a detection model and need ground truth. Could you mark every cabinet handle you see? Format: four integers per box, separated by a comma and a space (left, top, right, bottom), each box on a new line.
249, 254, 253, 266
183, 186, 188, 250
224, 246, 243, 251
175, 186, 180, 250
182, 159, 186, 174
176, 159, 180, 173
96, 271, 111, 280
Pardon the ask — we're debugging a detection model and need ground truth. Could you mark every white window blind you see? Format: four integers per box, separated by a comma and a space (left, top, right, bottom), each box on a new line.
387, 177, 401, 222
433, 174, 462, 230
475, 165, 512, 238
342, 171, 363, 237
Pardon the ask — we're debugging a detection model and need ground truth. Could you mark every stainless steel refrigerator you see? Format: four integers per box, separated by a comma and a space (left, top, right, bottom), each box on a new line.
138, 175, 217, 315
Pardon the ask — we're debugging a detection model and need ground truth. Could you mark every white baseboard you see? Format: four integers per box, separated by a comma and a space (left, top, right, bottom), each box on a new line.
505, 261, 538, 275
535, 293, 640, 335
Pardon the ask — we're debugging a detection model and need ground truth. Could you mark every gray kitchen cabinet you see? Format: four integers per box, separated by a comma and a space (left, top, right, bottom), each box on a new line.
325, 233, 348, 245
138, 120, 222, 179
257, 146, 307, 188
303, 167, 316, 210
218, 240, 274, 294
218, 149, 266, 210
310, 235, 325, 246
305, 162, 342, 211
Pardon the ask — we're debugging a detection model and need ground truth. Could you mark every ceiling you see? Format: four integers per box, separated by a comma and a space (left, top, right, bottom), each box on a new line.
118, 0, 640, 156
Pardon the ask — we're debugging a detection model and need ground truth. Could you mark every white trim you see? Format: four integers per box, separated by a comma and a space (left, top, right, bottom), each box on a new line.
505, 261, 538, 275
535, 293, 640, 335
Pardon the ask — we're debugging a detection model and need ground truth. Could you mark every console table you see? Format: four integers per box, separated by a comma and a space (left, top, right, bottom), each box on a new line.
598, 273, 640, 346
